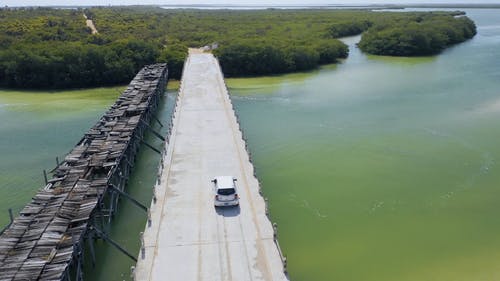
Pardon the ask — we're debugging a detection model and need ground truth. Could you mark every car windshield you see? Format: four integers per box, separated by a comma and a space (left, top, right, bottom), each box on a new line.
217, 188, 235, 195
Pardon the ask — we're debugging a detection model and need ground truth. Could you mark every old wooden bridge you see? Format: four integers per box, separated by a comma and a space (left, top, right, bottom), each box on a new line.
0, 64, 168, 281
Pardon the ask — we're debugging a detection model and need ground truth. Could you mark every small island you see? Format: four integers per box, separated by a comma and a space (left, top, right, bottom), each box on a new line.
358, 12, 477, 56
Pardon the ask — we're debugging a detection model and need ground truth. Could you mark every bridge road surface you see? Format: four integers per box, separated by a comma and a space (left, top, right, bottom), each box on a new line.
134, 50, 289, 281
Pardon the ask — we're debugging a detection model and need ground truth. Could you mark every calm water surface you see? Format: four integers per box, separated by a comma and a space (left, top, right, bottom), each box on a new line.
0, 87, 120, 221
0, 8, 499, 281
227, 8, 500, 281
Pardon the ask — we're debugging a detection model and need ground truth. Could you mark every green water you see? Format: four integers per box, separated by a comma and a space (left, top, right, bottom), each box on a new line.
1, 8, 500, 281
227, 9, 500, 281
0, 87, 121, 225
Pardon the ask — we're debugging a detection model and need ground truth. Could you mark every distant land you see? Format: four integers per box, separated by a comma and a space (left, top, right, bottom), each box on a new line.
158, 3, 500, 9
2, 3, 500, 9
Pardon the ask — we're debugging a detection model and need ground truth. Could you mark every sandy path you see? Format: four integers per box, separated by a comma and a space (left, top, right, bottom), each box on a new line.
83, 14, 98, 35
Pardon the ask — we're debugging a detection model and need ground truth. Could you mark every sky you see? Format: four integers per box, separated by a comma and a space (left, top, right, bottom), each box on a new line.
2, 0, 499, 7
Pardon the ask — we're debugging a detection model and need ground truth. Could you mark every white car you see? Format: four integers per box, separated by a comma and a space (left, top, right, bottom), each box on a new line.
212, 176, 239, 207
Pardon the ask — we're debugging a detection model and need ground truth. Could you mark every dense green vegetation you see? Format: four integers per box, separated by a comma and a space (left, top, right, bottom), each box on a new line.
87, 8, 356, 78
0, 8, 158, 88
0, 7, 476, 89
358, 13, 477, 56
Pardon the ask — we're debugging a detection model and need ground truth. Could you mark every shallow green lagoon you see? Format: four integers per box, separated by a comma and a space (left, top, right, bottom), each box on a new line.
227, 9, 500, 281
0, 87, 121, 225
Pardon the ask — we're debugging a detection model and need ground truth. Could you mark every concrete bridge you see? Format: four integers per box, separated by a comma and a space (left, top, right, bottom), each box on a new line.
134, 50, 289, 281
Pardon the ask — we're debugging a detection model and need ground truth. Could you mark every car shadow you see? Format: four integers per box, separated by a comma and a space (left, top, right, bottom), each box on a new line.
215, 205, 241, 217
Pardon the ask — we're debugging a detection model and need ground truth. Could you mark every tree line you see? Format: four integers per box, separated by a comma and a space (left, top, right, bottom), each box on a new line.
358, 12, 477, 56
0, 7, 476, 89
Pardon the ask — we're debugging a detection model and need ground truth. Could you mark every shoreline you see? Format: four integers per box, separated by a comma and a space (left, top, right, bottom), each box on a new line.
2, 4, 500, 9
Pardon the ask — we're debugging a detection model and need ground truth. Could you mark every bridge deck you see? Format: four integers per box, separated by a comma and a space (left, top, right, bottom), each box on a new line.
134, 52, 288, 281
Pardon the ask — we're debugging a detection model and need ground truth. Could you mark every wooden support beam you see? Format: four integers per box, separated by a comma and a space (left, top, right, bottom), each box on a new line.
91, 226, 138, 262
152, 114, 164, 128
43, 169, 48, 185
141, 140, 162, 155
98, 204, 106, 232
0, 208, 14, 236
109, 184, 148, 212
87, 231, 96, 268
141, 119, 166, 141
108, 191, 116, 225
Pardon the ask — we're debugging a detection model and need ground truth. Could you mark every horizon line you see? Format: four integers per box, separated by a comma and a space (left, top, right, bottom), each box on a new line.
3, 3, 500, 8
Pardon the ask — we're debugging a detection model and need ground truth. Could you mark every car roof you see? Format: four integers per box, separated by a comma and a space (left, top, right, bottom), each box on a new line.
214, 176, 235, 189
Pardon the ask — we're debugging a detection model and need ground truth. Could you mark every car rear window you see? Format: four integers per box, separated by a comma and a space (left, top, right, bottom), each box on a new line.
217, 188, 235, 195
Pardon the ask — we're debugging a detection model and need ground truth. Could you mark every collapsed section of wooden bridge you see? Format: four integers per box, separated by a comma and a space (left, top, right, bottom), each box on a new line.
0, 64, 168, 281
